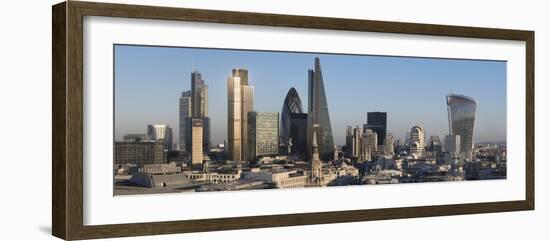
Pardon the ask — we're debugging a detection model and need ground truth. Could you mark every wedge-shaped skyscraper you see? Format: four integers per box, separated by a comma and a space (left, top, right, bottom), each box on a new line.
446, 94, 477, 160
307, 57, 334, 161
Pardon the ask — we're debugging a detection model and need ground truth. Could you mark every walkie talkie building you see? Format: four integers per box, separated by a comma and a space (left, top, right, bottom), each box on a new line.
446, 94, 477, 160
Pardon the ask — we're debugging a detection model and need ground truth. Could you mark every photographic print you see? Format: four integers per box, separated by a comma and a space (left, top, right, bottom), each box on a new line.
113, 45, 507, 195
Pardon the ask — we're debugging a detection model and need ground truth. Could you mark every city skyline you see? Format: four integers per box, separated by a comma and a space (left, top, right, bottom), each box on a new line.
114, 45, 507, 146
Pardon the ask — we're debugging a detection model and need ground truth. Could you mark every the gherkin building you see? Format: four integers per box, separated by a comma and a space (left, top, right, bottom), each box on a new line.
307, 57, 335, 161
281, 87, 304, 151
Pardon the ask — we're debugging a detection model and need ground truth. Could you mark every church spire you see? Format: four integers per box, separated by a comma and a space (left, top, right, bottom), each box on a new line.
310, 125, 323, 186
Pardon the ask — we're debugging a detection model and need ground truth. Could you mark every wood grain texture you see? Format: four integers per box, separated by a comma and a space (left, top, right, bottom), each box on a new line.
52, 2, 67, 240
51, 1, 535, 240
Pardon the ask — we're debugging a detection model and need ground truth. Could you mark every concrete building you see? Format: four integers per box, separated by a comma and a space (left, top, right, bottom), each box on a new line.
129, 172, 192, 188
147, 124, 173, 150
184, 117, 210, 153
243, 169, 308, 189
409, 125, 425, 158
352, 126, 363, 158
385, 134, 395, 155
140, 162, 181, 175
248, 112, 279, 159
189, 118, 204, 169
362, 129, 378, 161
114, 140, 166, 166
227, 68, 254, 162
183, 170, 242, 184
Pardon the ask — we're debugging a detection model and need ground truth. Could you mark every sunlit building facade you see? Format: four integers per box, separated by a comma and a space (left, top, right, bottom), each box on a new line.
227, 69, 254, 162
446, 94, 477, 160
190, 118, 204, 169
147, 124, 173, 151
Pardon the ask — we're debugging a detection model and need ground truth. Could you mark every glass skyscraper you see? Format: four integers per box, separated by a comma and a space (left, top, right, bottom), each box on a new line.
364, 112, 387, 145
281, 87, 304, 152
307, 57, 334, 161
446, 94, 477, 160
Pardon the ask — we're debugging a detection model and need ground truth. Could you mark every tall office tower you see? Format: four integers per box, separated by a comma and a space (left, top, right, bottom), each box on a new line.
281, 87, 304, 153
191, 71, 208, 117
345, 126, 353, 157
189, 71, 211, 151
147, 124, 173, 151
385, 134, 395, 155
307, 57, 334, 161
190, 118, 204, 169
351, 126, 363, 158
409, 125, 425, 158
179, 90, 192, 151
227, 69, 254, 162
289, 113, 308, 158
446, 94, 477, 160
364, 112, 387, 146
248, 112, 279, 159
362, 129, 378, 161
309, 125, 323, 186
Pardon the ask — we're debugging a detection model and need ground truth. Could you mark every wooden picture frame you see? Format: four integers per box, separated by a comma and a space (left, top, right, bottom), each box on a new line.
52, 1, 534, 240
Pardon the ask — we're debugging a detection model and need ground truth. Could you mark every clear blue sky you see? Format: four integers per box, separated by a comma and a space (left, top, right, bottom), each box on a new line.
114, 45, 507, 145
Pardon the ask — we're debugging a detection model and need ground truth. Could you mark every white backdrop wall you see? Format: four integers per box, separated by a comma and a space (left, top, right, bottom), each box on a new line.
0, 0, 547, 240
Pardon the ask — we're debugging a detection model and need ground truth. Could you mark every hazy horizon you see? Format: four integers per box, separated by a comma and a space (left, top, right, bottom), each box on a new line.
114, 44, 507, 146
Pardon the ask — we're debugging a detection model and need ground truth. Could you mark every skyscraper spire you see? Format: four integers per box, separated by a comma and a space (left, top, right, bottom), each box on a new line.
307, 57, 334, 161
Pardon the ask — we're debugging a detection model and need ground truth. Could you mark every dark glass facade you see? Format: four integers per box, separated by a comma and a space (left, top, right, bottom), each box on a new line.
289, 113, 308, 158
280, 87, 304, 152
364, 112, 387, 145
